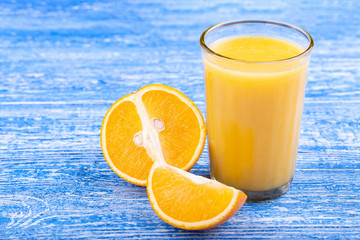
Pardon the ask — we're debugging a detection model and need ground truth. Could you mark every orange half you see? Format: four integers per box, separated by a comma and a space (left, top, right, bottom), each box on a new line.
100, 84, 206, 186
147, 163, 247, 230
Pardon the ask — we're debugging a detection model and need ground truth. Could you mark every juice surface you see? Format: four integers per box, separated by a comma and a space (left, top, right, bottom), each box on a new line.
204, 36, 309, 191
211, 36, 302, 62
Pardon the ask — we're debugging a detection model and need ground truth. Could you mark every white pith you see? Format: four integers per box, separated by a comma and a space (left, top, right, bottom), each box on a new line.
132, 92, 166, 164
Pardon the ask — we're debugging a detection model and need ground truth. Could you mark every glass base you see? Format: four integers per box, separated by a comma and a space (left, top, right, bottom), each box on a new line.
243, 178, 293, 202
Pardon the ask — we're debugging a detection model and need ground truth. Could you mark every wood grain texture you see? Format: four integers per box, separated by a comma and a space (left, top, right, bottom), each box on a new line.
0, 0, 359, 238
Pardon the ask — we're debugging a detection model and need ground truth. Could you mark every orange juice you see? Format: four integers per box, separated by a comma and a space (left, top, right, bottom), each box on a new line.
203, 36, 310, 193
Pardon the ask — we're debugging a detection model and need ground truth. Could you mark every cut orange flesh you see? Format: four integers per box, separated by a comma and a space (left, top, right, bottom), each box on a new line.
100, 84, 206, 186
147, 163, 247, 230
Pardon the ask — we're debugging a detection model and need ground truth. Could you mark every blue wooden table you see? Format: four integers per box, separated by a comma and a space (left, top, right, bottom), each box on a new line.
1, 0, 359, 238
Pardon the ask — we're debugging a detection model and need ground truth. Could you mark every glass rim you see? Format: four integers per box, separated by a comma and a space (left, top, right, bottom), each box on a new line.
200, 20, 314, 64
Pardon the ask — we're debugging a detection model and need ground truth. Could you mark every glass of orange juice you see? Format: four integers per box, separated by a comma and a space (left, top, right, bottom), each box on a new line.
200, 20, 313, 201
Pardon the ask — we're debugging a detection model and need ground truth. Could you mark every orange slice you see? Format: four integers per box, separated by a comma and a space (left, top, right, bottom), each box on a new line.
100, 84, 206, 186
147, 163, 247, 230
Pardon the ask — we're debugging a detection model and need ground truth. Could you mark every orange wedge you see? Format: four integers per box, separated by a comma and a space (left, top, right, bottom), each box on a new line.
147, 163, 247, 230
100, 84, 206, 186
